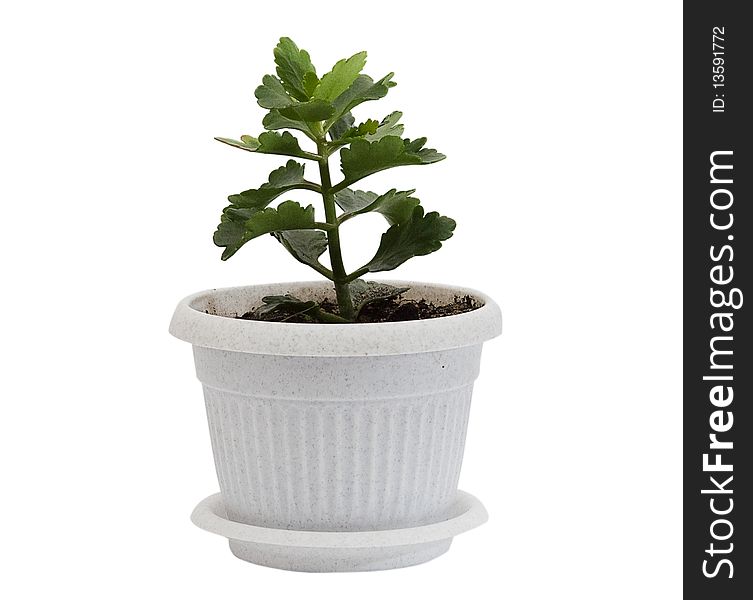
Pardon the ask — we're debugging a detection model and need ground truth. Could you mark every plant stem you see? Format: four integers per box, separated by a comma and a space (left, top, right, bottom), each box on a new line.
316, 140, 355, 321
344, 266, 369, 283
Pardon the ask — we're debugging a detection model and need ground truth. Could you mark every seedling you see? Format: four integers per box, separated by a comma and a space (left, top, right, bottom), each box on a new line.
215, 37, 455, 322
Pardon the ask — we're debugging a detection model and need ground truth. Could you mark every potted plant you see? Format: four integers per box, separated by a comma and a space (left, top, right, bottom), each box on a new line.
170, 37, 502, 572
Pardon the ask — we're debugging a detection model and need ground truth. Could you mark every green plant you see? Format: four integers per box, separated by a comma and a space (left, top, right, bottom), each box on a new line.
215, 37, 455, 322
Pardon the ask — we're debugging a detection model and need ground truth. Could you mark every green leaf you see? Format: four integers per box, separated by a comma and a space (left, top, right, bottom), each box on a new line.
255, 74, 295, 109
274, 229, 329, 271
273, 37, 317, 102
228, 160, 311, 209
348, 279, 410, 317
338, 136, 445, 187
215, 131, 318, 160
254, 294, 319, 320
352, 119, 380, 136
334, 188, 376, 213
404, 137, 444, 159
278, 99, 335, 122
213, 207, 257, 260
251, 294, 349, 323
336, 188, 420, 225
245, 200, 317, 238
214, 200, 320, 260
325, 73, 396, 130
253, 131, 312, 159
365, 111, 404, 141
362, 206, 456, 272
262, 110, 316, 138
328, 112, 355, 140
214, 136, 260, 151
328, 119, 379, 147
303, 72, 319, 97
257, 158, 306, 186
313, 51, 367, 102
327, 114, 400, 148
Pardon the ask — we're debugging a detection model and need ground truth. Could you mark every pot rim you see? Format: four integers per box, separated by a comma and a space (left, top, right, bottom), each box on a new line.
169, 280, 502, 357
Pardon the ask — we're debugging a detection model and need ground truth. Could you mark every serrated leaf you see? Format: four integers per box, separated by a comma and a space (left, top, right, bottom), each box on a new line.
228, 160, 309, 209
329, 119, 379, 147
213, 207, 258, 260
354, 119, 379, 136
214, 200, 319, 260
254, 131, 312, 159
328, 112, 356, 140
338, 136, 445, 187
214, 136, 260, 151
255, 74, 295, 109
278, 99, 335, 122
336, 188, 420, 225
273, 37, 317, 102
265, 159, 307, 187
364, 111, 404, 141
303, 72, 319, 97
216, 131, 316, 160
254, 294, 319, 320
362, 206, 456, 272
327, 115, 393, 149
274, 229, 328, 270
251, 293, 350, 323
334, 188, 377, 213
348, 279, 410, 317
262, 110, 316, 138
313, 51, 367, 102
325, 73, 396, 131
404, 137, 443, 157
245, 200, 317, 238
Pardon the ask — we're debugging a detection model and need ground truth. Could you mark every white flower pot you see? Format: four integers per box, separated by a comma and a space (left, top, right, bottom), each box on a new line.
170, 281, 502, 571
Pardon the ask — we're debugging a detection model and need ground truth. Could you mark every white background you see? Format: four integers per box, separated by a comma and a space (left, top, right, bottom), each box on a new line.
0, 1, 682, 598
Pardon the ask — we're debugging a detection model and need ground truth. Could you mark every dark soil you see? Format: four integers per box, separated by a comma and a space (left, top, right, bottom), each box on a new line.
238, 295, 481, 323
350, 295, 479, 323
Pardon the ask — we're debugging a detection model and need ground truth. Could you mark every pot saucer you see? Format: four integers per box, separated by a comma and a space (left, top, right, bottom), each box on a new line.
190, 490, 488, 572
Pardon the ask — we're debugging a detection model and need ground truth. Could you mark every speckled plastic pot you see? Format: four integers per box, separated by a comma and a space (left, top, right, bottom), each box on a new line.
169, 281, 502, 570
